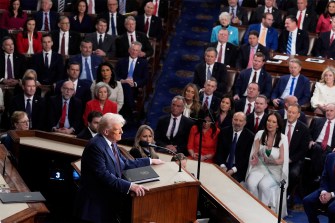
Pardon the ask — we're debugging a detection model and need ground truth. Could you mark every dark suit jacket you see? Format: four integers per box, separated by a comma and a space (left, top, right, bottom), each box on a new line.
206, 42, 238, 68
0, 28, 9, 41
199, 93, 221, 112
271, 74, 311, 106
68, 54, 104, 80
9, 94, 46, 130
249, 6, 283, 28
55, 79, 92, 106
30, 51, 64, 84
243, 23, 279, 51
74, 134, 150, 222
283, 119, 309, 163
34, 10, 59, 31
47, 95, 83, 132
236, 43, 269, 69
246, 112, 268, 133
96, 12, 126, 35
215, 126, 255, 182
234, 97, 249, 113
313, 31, 335, 59
222, 5, 248, 25
136, 14, 163, 40
76, 127, 93, 140
115, 31, 154, 58
84, 32, 116, 58
51, 30, 81, 55
193, 62, 228, 96
234, 68, 272, 98
115, 57, 148, 88
286, 8, 317, 33
0, 52, 26, 80
278, 108, 307, 124
155, 115, 194, 155
310, 117, 335, 147
319, 153, 335, 193
278, 29, 309, 56
139, 0, 169, 20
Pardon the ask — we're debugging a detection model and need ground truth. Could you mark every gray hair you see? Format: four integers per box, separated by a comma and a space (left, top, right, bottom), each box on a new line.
219, 12, 231, 22
98, 113, 126, 134
94, 82, 112, 99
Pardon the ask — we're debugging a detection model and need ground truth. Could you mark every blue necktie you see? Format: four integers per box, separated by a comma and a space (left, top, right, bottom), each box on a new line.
111, 13, 116, 35
128, 59, 134, 78
227, 132, 237, 169
85, 58, 92, 81
286, 32, 292, 55
289, 77, 296, 95
26, 99, 32, 128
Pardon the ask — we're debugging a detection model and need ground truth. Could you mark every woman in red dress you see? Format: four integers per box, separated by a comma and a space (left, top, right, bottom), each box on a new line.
316, 1, 335, 34
16, 17, 42, 54
0, 0, 27, 30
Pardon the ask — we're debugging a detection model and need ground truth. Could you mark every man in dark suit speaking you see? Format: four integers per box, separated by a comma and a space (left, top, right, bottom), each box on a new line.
74, 113, 163, 222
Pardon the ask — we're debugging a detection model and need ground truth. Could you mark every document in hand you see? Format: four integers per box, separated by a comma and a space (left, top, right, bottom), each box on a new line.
122, 166, 159, 184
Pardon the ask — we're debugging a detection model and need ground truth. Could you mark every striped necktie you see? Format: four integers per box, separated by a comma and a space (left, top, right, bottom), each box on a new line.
286, 32, 292, 55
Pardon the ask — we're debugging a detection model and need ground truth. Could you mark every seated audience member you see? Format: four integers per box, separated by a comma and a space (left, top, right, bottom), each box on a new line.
193, 47, 228, 97
91, 62, 124, 112
0, 0, 27, 30
13, 66, 42, 96
115, 16, 153, 58
115, 41, 148, 119
48, 81, 83, 135
278, 95, 307, 124
234, 82, 260, 114
283, 103, 310, 207
303, 153, 335, 223
249, 0, 283, 29
246, 112, 289, 217
316, 1, 335, 34
286, 0, 317, 33
216, 112, 254, 182
210, 12, 239, 46
16, 17, 42, 55
246, 95, 268, 133
215, 94, 234, 130
187, 109, 220, 163
85, 18, 116, 58
243, 13, 278, 51
155, 95, 194, 155
83, 82, 117, 126
271, 58, 311, 108
30, 34, 64, 85
69, 0, 94, 33
206, 28, 238, 68
221, 0, 248, 25
34, 0, 59, 31
77, 111, 102, 140
313, 16, 335, 59
182, 83, 201, 118
311, 67, 335, 115
138, 0, 168, 20
130, 124, 159, 159
51, 15, 81, 56
68, 40, 104, 82
278, 15, 309, 56
309, 103, 335, 182
135, 2, 163, 41
236, 31, 269, 70
9, 72, 45, 130
234, 52, 272, 99
199, 78, 221, 112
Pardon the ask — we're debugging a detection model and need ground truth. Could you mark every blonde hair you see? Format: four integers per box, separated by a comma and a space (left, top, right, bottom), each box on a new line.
320, 66, 335, 84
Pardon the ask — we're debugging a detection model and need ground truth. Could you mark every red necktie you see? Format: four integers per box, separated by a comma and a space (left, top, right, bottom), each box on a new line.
252, 71, 257, 83
246, 103, 252, 115
44, 12, 49, 31
59, 101, 67, 128
203, 96, 209, 109
217, 44, 223, 63
254, 117, 259, 133
247, 47, 255, 68
61, 33, 65, 55
153, 0, 158, 16
287, 124, 292, 146
144, 17, 149, 34
297, 11, 303, 29
330, 33, 335, 46
321, 120, 331, 150
88, 0, 93, 14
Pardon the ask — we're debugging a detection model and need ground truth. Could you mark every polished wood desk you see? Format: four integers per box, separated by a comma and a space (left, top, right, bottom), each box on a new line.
0, 144, 49, 223
265, 54, 333, 80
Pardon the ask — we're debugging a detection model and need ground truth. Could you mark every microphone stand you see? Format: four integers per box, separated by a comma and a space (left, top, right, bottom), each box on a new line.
277, 179, 286, 223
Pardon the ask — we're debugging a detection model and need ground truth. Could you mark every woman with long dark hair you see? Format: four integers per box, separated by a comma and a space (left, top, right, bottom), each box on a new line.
16, 17, 42, 54
316, 1, 335, 34
69, 0, 94, 33
215, 94, 234, 130
0, 0, 27, 30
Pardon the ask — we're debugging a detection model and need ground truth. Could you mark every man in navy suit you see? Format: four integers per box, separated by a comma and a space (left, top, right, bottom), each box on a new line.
236, 30, 269, 70
48, 81, 83, 134
278, 15, 309, 56
115, 41, 148, 117
271, 58, 310, 108
313, 16, 335, 59
199, 78, 221, 112
249, 0, 283, 28
216, 112, 254, 182
34, 0, 59, 31
286, 0, 317, 33
206, 28, 238, 68
31, 34, 64, 85
136, 2, 163, 41
234, 52, 272, 99
234, 82, 260, 114
303, 152, 335, 223
68, 40, 104, 82
155, 96, 194, 155
244, 13, 278, 51
221, 0, 248, 25
245, 94, 268, 133
77, 111, 103, 140
74, 113, 163, 222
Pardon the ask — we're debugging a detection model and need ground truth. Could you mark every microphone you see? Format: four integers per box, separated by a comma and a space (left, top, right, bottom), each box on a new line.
139, 141, 182, 172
